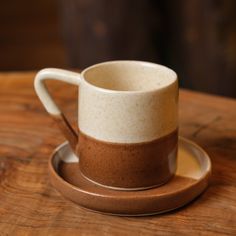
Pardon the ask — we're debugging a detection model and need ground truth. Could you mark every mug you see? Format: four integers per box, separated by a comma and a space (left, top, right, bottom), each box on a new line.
34, 61, 178, 190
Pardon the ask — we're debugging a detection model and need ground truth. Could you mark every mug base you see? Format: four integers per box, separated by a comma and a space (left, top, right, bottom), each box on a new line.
80, 170, 175, 191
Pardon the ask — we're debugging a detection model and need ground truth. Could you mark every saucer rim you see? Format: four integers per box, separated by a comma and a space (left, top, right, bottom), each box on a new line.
49, 136, 211, 196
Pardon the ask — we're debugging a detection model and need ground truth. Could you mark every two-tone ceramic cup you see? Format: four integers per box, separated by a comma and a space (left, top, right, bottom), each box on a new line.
34, 61, 178, 190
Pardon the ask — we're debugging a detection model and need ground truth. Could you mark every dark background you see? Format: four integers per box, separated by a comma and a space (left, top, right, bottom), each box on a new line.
1, 0, 236, 97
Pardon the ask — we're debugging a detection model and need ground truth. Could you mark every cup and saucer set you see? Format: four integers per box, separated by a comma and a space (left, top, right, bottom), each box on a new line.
34, 61, 211, 216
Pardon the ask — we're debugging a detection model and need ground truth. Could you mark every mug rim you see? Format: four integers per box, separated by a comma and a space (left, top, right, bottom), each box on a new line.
80, 60, 178, 94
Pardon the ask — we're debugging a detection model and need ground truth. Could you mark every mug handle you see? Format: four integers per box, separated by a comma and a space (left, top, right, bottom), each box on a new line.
34, 68, 81, 150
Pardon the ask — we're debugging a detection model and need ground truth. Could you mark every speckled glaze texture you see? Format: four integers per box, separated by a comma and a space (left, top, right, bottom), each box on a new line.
78, 129, 178, 189
78, 61, 178, 189
79, 61, 178, 143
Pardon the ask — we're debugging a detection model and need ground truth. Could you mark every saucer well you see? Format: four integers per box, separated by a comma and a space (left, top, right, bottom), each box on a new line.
49, 137, 211, 216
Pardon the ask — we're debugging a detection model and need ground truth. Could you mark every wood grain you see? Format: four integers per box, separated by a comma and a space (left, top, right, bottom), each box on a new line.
0, 72, 235, 235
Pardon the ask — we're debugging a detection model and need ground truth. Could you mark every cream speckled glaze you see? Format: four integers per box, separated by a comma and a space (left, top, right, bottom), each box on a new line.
80, 61, 178, 143
35, 61, 178, 143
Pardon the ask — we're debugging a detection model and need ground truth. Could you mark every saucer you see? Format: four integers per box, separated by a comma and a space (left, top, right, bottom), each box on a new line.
49, 137, 211, 216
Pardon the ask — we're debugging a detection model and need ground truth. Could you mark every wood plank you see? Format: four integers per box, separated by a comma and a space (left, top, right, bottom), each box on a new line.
0, 72, 235, 235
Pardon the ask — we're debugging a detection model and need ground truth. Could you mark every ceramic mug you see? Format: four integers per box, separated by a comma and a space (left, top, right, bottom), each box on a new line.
34, 61, 178, 190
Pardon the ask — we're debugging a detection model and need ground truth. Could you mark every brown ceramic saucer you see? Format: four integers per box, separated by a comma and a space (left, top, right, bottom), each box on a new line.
49, 137, 211, 216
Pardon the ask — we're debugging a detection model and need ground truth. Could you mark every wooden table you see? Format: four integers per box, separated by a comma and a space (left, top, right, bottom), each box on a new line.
0, 72, 235, 235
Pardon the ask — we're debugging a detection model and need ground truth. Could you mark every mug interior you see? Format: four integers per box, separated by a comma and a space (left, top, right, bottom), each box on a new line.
82, 61, 177, 92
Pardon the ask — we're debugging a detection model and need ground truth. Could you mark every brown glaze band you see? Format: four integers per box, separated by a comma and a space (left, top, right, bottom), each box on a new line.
77, 129, 178, 189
